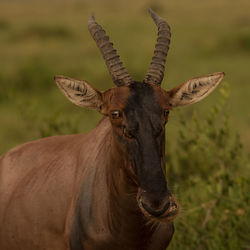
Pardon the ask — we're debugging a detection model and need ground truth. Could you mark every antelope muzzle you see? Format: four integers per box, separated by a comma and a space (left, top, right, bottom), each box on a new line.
137, 189, 179, 222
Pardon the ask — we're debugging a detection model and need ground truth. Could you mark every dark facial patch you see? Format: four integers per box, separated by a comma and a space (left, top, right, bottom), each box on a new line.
123, 82, 167, 199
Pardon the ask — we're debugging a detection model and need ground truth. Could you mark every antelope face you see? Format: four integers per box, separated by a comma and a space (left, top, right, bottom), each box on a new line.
102, 82, 179, 221
54, 9, 225, 222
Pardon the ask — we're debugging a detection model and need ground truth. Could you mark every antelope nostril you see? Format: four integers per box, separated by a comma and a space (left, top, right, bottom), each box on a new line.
141, 200, 170, 217
123, 126, 136, 139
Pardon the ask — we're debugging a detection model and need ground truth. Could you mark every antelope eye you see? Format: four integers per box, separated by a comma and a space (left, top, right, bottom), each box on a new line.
111, 110, 122, 119
164, 109, 170, 116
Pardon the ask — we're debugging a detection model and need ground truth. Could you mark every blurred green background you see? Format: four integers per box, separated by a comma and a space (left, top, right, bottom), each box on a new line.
0, 0, 249, 249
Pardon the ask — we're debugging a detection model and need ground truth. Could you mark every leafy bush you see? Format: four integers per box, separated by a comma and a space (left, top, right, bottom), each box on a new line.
38, 112, 80, 138
4, 58, 54, 95
17, 59, 53, 92
11, 97, 81, 138
167, 83, 250, 249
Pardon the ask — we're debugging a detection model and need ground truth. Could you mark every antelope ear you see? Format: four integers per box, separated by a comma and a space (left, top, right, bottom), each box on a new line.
168, 72, 225, 107
54, 75, 103, 111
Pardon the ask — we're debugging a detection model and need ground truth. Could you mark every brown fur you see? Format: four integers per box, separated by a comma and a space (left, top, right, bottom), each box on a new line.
0, 117, 174, 250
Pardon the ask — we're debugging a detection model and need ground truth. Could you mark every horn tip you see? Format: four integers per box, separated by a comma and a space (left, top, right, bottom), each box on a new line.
148, 8, 153, 14
148, 8, 155, 17
88, 12, 96, 27
89, 12, 95, 21
148, 8, 160, 24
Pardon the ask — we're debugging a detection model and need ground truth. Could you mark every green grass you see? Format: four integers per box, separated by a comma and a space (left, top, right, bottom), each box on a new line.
0, 0, 249, 249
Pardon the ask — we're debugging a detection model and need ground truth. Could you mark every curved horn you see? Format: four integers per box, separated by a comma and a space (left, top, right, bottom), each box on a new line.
144, 9, 171, 85
88, 14, 133, 87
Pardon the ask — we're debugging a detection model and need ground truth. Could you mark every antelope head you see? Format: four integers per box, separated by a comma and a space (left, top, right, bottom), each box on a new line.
55, 9, 224, 222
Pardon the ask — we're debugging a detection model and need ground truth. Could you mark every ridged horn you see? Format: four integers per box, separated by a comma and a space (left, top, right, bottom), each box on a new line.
88, 13, 133, 87
144, 9, 171, 85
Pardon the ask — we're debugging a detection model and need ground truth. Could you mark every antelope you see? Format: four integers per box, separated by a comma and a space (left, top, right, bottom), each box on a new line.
0, 9, 224, 250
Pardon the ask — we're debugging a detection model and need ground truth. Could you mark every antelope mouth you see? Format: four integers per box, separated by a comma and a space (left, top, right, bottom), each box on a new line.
161, 200, 179, 219
137, 194, 180, 222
